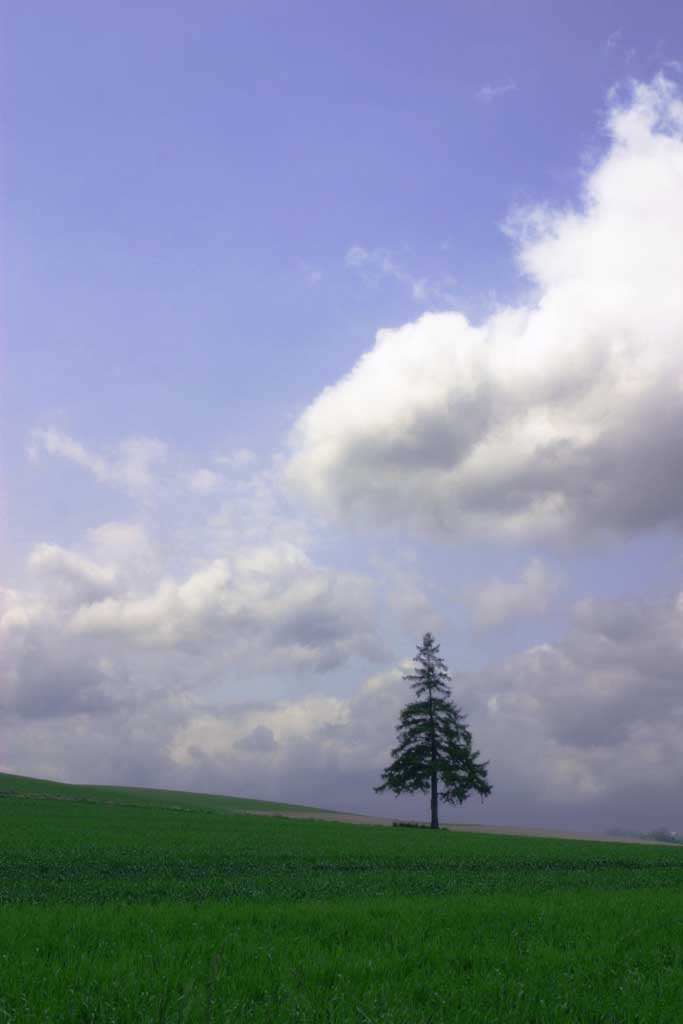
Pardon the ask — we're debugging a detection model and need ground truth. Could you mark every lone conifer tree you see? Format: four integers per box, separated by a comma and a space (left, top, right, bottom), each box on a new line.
375, 632, 491, 828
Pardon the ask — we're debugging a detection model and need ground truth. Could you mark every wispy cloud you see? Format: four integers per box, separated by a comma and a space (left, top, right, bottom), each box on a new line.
187, 468, 222, 495
213, 448, 256, 471
300, 263, 323, 287
604, 26, 635, 64
29, 428, 166, 498
605, 27, 622, 53
476, 79, 517, 102
345, 245, 458, 306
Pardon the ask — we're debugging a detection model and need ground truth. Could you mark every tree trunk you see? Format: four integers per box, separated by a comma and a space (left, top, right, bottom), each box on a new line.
430, 769, 439, 829
428, 677, 439, 829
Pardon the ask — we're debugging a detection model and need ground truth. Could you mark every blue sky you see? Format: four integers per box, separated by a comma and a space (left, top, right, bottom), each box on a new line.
3, 2, 683, 831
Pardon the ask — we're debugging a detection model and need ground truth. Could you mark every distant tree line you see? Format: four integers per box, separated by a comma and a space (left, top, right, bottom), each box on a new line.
608, 827, 682, 844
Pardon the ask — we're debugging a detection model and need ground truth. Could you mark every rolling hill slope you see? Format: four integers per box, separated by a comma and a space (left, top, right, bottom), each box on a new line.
0, 770, 327, 815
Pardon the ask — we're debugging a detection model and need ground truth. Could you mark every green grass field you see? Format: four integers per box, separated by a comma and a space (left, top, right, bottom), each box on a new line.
2, 772, 683, 1022
0, 770, 328, 814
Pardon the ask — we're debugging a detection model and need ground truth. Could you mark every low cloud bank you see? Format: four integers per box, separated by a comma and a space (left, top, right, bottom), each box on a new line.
4, 549, 683, 830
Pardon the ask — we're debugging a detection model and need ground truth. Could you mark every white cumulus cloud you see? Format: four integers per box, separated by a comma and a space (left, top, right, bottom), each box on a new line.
288, 76, 683, 544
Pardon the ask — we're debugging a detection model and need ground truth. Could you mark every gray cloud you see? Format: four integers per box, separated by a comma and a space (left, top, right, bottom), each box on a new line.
65, 545, 378, 670
29, 543, 119, 606
2, 646, 127, 720
233, 725, 278, 753
471, 558, 560, 628
1, 463, 383, 727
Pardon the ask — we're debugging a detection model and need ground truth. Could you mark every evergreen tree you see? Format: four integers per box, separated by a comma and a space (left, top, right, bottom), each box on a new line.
375, 632, 491, 829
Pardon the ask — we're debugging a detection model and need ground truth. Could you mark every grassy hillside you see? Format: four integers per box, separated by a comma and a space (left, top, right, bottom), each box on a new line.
2, 774, 683, 1021
0, 769, 327, 814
